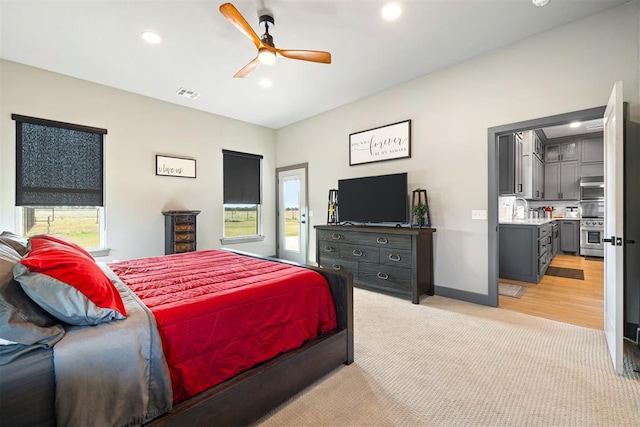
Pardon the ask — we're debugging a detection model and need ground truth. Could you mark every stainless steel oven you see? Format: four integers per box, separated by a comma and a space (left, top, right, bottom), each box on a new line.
580, 218, 605, 257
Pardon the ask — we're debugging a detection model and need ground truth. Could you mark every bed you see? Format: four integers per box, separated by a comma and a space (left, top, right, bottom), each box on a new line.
0, 232, 353, 426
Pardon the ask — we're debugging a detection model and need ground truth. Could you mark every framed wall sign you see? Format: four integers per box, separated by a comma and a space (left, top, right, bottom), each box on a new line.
349, 119, 411, 166
156, 155, 196, 178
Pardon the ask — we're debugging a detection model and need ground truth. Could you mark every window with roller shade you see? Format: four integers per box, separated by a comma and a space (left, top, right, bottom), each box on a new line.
222, 150, 263, 239
13, 114, 106, 250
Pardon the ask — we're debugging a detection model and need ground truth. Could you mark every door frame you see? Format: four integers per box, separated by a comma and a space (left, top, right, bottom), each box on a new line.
275, 163, 309, 262
487, 106, 605, 307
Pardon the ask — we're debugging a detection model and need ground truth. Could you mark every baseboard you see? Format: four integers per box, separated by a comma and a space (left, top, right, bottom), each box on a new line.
435, 285, 494, 307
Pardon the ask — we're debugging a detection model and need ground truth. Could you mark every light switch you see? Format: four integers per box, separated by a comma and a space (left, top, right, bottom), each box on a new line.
308, 210, 314, 217
472, 210, 487, 220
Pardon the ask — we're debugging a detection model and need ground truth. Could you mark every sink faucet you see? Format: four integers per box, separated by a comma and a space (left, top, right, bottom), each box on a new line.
512, 197, 529, 220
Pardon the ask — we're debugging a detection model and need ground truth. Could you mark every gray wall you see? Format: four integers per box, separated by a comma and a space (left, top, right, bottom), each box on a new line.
275, 1, 640, 299
0, 60, 278, 261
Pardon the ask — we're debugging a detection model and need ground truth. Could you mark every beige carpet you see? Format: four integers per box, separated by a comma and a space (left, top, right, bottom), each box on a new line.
257, 288, 640, 426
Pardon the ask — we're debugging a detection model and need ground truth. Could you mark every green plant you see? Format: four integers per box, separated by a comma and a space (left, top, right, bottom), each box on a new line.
412, 203, 428, 226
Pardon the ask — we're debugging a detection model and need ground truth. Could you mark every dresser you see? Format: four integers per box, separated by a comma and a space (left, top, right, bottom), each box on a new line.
315, 225, 436, 304
162, 210, 200, 255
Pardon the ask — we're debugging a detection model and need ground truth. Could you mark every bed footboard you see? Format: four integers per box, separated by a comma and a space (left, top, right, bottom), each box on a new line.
148, 250, 353, 426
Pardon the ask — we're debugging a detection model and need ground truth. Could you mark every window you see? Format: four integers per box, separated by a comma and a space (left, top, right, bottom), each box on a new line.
13, 114, 106, 250
222, 150, 263, 242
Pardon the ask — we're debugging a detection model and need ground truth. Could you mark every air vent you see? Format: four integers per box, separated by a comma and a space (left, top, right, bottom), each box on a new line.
176, 87, 201, 99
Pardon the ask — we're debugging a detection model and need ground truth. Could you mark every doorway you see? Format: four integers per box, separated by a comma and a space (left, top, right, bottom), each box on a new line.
276, 164, 308, 264
488, 106, 606, 329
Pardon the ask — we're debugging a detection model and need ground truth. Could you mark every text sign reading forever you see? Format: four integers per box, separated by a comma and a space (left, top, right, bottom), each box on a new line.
349, 120, 411, 166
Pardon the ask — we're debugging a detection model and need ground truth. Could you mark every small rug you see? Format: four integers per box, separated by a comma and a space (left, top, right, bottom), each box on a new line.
545, 266, 585, 280
499, 283, 527, 298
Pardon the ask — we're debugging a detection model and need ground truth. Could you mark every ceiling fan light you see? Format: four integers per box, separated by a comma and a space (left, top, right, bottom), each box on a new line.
258, 48, 276, 65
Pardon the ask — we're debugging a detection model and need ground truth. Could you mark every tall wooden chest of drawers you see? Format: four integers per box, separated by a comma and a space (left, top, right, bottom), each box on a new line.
162, 210, 200, 255
315, 225, 436, 304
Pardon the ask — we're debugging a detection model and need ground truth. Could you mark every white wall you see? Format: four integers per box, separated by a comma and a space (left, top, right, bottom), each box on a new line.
275, 1, 640, 298
0, 60, 277, 261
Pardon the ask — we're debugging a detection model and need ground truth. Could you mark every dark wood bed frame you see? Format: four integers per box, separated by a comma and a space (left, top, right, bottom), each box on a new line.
147, 250, 354, 426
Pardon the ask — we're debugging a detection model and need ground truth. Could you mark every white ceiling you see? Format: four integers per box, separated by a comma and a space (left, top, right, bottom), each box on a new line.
0, 0, 628, 129
540, 118, 604, 139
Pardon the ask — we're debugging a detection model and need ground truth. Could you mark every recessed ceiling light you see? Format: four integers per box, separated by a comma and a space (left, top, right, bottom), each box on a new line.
569, 121, 581, 128
141, 31, 162, 44
259, 78, 272, 88
381, 2, 402, 21
532, 0, 550, 7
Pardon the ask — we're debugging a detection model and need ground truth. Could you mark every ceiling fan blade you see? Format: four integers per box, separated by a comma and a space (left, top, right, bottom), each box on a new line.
233, 56, 260, 78
219, 3, 261, 49
276, 49, 331, 64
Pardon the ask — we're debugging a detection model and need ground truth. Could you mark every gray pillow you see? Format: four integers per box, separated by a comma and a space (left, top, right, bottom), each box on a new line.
0, 247, 65, 365
0, 231, 28, 256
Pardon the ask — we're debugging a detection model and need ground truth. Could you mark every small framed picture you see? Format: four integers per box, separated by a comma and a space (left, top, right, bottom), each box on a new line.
156, 155, 196, 178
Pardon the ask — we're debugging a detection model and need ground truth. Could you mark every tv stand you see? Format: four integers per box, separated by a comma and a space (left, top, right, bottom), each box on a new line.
315, 225, 436, 304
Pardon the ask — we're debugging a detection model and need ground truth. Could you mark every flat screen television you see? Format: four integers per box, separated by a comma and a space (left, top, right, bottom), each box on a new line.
338, 172, 408, 224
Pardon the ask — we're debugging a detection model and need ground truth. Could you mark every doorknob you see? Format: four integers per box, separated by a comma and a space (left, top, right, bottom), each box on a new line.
602, 236, 616, 246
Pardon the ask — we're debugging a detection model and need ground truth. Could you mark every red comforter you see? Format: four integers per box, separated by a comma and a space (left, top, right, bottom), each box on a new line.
109, 250, 337, 403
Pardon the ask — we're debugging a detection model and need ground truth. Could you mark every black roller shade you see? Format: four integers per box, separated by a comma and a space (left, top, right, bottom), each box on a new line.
223, 150, 262, 204
13, 114, 106, 207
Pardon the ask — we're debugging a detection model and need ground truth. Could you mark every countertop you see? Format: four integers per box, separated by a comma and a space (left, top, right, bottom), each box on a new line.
499, 217, 581, 225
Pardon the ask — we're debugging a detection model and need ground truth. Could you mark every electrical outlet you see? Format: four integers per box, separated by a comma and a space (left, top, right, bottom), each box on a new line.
472, 210, 487, 220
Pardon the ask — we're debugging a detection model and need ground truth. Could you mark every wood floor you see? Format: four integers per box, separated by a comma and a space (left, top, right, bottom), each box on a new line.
499, 254, 604, 330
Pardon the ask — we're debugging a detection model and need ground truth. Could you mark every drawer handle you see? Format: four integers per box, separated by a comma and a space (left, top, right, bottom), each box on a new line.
377, 272, 389, 280
388, 254, 401, 262
331, 264, 342, 270
331, 233, 342, 240
352, 249, 363, 257
377, 237, 388, 244
323, 246, 334, 252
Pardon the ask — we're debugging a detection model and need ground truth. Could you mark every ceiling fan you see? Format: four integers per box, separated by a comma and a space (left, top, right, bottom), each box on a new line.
219, 2, 331, 78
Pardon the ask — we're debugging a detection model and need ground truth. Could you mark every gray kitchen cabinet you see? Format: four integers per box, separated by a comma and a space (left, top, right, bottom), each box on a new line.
545, 141, 579, 163
580, 136, 604, 178
534, 156, 544, 199
523, 131, 545, 200
558, 220, 580, 254
581, 136, 604, 163
544, 161, 579, 200
499, 133, 524, 196
499, 222, 552, 284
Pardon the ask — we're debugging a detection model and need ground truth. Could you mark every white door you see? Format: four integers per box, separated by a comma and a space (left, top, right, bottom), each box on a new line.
603, 81, 624, 375
277, 167, 307, 264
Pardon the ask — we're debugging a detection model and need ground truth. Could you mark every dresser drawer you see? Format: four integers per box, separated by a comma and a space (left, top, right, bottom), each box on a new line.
317, 229, 356, 243
340, 243, 378, 262
174, 242, 195, 253
318, 242, 340, 257
380, 248, 412, 268
174, 233, 194, 242
358, 263, 412, 293
175, 215, 194, 224
317, 256, 357, 274
175, 224, 194, 232
357, 233, 412, 250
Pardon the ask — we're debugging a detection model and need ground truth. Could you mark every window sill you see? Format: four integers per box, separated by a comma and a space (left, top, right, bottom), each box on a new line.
220, 235, 265, 245
89, 248, 111, 258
